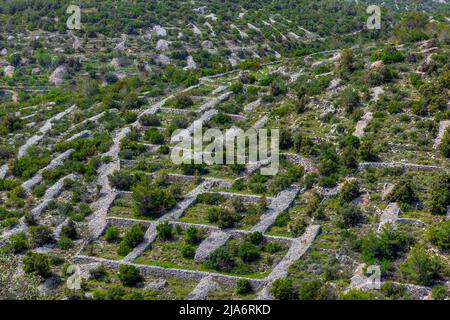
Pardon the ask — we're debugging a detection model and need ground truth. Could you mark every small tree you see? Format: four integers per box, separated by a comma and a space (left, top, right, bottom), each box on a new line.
123, 224, 146, 247
172, 93, 193, 109
337, 49, 355, 78
288, 218, 308, 237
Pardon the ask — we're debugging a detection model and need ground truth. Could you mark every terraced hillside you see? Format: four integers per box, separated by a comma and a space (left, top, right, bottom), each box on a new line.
0, 1, 449, 300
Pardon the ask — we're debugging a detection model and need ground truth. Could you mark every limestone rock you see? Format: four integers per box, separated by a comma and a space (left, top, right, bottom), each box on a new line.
49, 66, 67, 85
370, 60, 384, 69
4, 65, 15, 77
156, 39, 169, 51
145, 280, 167, 291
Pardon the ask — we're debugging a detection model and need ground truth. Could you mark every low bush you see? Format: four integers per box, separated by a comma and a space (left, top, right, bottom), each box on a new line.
118, 265, 142, 287
270, 278, 297, 300
23, 252, 51, 278
235, 279, 252, 295
205, 248, 235, 272
156, 222, 173, 240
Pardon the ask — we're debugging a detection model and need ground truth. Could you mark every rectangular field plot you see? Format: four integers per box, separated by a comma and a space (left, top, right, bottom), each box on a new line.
134, 230, 289, 279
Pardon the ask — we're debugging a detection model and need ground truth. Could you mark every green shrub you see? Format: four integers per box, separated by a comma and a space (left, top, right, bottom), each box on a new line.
427, 221, 450, 250
108, 171, 136, 191
118, 265, 142, 287
185, 226, 201, 244
429, 174, 449, 215
7, 232, 28, 253
172, 93, 193, 109
248, 232, 263, 245
359, 140, 377, 161
270, 278, 297, 300
362, 225, 414, 266
235, 279, 252, 295
139, 114, 161, 126
431, 285, 448, 300
237, 242, 260, 262
61, 220, 78, 240
1, 217, 18, 228
205, 248, 235, 272
338, 204, 364, 227
23, 252, 51, 278
265, 242, 282, 254
298, 279, 323, 300
289, 218, 308, 237
339, 180, 360, 204
118, 224, 146, 255
158, 144, 170, 155
95, 286, 125, 300
57, 237, 74, 250
207, 207, 241, 228
117, 241, 132, 256
372, 47, 404, 64
156, 222, 173, 240
381, 281, 412, 300
400, 245, 448, 286
439, 128, 450, 157
386, 178, 416, 205
181, 245, 195, 259
274, 212, 290, 227
90, 265, 107, 281
145, 128, 165, 144
197, 193, 225, 205
104, 226, 121, 243
339, 87, 360, 114
29, 225, 55, 248
339, 289, 376, 300
123, 224, 146, 247
132, 180, 176, 216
